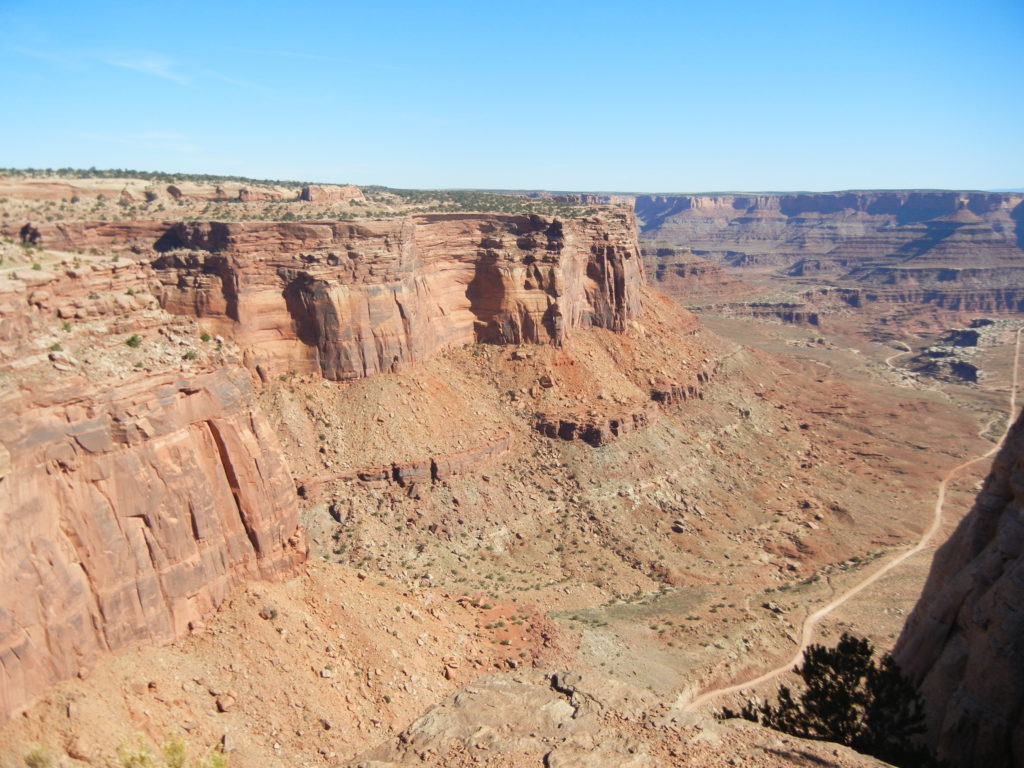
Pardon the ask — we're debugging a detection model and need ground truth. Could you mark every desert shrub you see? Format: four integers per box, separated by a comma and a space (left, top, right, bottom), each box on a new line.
126, 334, 143, 348
718, 633, 936, 767
22, 747, 54, 768
116, 734, 227, 768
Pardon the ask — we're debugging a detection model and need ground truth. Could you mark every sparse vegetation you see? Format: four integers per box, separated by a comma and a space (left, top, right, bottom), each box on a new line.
22, 747, 54, 768
115, 734, 227, 768
718, 633, 936, 767
126, 334, 143, 348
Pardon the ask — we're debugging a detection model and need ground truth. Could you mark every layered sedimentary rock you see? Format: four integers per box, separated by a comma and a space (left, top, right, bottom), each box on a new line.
637, 191, 1024, 316
641, 245, 750, 304
894, 409, 1024, 768
153, 211, 644, 380
299, 184, 363, 203
0, 366, 305, 721
636, 191, 1024, 264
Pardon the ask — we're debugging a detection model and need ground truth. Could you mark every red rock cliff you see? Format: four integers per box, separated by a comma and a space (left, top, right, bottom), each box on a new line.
153, 211, 644, 380
0, 365, 305, 721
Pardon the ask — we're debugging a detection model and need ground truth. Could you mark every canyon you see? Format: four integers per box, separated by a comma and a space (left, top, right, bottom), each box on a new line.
637, 191, 1024, 330
0, 173, 1020, 767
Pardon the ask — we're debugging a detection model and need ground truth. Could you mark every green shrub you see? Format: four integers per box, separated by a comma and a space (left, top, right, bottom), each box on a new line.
126, 334, 143, 348
115, 734, 227, 768
22, 747, 54, 768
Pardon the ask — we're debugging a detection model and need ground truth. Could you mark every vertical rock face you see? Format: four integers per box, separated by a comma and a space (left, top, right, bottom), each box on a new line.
0, 367, 305, 721
894, 409, 1024, 768
298, 184, 363, 202
153, 211, 644, 380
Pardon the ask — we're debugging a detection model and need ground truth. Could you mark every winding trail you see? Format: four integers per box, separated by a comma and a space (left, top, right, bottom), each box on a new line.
884, 340, 914, 370
683, 329, 1023, 713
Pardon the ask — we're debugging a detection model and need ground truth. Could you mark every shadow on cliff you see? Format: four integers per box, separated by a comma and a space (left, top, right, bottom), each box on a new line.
893, 408, 1024, 768
1013, 200, 1024, 250
466, 252, 557, 345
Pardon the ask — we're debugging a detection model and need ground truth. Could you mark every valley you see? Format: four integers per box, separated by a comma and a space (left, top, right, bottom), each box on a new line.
0, 173, 1021, 766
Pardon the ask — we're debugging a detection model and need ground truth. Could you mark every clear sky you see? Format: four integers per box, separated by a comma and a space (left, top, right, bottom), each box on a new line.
1, 0, 1021, 192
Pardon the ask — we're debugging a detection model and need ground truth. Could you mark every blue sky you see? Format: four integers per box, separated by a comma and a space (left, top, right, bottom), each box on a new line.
1, 0, 1021, 192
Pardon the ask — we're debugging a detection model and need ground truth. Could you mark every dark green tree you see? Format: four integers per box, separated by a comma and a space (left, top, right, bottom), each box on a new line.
718, 633, 936, 768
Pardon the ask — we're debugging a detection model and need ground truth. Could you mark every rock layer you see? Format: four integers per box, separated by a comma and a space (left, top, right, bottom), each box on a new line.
641, 245, 751, 304
636, 191, 1024, 267
895, 409, 1024, 768
637, 191, 1024, 319
153, 212, 644, 380
0, 367, 305, 721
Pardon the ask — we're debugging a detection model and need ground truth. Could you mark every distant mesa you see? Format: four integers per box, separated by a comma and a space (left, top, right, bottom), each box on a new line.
238, 186, 288, 202
299, 183, 363, 203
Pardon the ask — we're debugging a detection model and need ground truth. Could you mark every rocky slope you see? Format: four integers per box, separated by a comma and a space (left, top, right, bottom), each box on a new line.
895, 408, 1024, 768
345, 670, 891, 767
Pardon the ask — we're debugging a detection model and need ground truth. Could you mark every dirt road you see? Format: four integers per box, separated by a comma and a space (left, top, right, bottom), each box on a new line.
683, 329, 1022, 713
884, 340, 913, 369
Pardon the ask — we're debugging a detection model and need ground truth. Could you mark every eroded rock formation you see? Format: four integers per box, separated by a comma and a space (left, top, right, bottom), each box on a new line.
153, 212, 644, 380
299, 184, 363, 203
641, 245, 751, 304
636, 191, 1024, 315
0, 366, 305, 721
895, 408, 1024, 768
0, 207, 646, 723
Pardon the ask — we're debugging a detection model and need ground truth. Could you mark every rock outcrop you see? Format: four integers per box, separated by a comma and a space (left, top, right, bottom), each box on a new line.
299, 184, 363, 203
894, 408, 1024, 768
4, 211, 645, 383
345, 670, 896, 767
153, 211, 644, 380
0, 208, 646, 722
0, 366, 305, 721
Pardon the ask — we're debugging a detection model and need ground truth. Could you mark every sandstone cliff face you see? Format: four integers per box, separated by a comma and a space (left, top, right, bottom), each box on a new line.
152, 212, 644, 381
894, 409, 1024, 768
0, 366, 305, 721
299, 184, 362, 203
636, 191, 1024, 257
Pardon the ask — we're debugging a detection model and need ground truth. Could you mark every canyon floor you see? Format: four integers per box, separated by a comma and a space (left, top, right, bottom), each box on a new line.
1, 176, 1019, 767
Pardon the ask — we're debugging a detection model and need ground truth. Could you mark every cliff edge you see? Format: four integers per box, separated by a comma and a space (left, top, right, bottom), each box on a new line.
894, 407, 1024, 768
